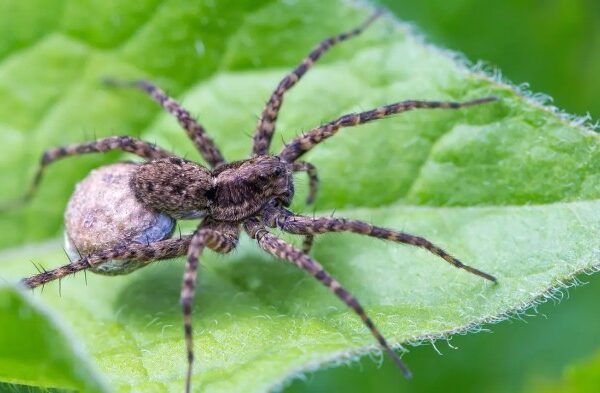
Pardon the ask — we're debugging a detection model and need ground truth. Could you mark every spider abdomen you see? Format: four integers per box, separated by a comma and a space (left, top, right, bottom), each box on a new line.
131, 157, 213, 219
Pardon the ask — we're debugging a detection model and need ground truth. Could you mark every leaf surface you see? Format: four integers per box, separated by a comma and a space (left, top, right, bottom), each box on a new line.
0, 0, 598, 392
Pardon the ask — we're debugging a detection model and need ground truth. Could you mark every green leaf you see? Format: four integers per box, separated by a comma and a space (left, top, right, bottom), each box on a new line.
0, 0, 598, 392
285, 272, 600, 393
0, 284, 106, 392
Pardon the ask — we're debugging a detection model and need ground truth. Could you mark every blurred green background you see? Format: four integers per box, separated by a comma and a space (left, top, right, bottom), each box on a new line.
286, 1, 600, 392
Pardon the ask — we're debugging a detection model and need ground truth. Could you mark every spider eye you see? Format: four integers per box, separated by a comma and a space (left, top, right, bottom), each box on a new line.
255, 173, 269, 186
273, 167, 283, 176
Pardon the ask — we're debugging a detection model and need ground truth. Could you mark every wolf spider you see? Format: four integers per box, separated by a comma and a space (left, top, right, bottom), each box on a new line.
10, 11, 497, 393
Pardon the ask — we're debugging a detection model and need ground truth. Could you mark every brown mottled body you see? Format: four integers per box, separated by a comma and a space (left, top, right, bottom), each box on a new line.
132, 157, 213, 220
7, 11, 499, 393
210, 156, 294, 220
132, 156, 294, 222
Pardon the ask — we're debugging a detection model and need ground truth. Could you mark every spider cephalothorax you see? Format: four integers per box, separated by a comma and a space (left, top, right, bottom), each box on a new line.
6, 10, 498, 393
208, 156, 295, 220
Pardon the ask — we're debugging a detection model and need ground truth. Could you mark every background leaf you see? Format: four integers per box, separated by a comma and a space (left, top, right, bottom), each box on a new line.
525, 350, 600, 393
0, 284, 105, 392
0, 0, 598, 392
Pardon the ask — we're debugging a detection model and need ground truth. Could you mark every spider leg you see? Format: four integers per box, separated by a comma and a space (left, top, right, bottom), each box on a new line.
302, 234, 314, 254
181, 221, 239, 393
104, 79, 226, 168
290, 160, 319, 252
244, 217, 412, 378
291, 161, 319, 205
263, 204, 497, 282
279, 97, 498, 162
251, 11, 383, 156
21, 236, 192, 289
3, 136, 173, 209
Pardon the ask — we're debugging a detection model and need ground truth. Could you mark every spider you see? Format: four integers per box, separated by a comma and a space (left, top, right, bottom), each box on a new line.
9, 11, 498, 393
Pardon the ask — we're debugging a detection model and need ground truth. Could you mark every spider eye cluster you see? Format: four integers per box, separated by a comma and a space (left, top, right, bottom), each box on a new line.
253, 163, 284, 182
64, 162, 175, 275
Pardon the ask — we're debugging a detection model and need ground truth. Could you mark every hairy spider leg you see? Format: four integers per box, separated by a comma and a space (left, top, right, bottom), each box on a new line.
264, 205, 497, 282
279, 97, 498, 162
104, 79, 226, 168
290, 160, 319, 253
182, 222, 239, 393
251, 11, 383, 156
244, 217, 412, 378
302, 234, 315, 254
22, 236, 192, 288
4, 136, 173, 209
291, 160, 319, 205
